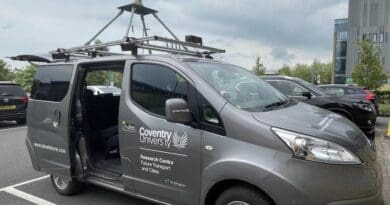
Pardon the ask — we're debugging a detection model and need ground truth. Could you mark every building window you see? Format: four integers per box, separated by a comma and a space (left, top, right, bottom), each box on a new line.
380, 33, 384, 42
336, 41, 347, 57
373, 33, 377, 42
335, 59, 346, 74
382, 57, 386, 65
362, 34, 367, 40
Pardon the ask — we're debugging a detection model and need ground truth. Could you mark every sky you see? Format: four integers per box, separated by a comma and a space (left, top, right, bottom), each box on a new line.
0, 0, 348, 70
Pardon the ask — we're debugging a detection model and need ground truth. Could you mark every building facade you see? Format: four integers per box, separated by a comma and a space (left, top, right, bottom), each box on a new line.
346, 0, 390, 83
333, 18, 348, 84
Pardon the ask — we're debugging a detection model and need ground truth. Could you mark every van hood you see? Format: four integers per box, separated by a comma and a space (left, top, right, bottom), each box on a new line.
252, 102, 364, 147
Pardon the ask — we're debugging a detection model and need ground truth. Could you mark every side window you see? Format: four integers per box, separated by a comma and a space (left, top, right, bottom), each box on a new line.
324, 87, 345, 95
269, 80, 307, 96
198, 95, 221, 126
131, 64, 188, 116
85, 70, 123, 95
197, 93, 225, 135
31, 65, 74, 102
345, 88, 355, 94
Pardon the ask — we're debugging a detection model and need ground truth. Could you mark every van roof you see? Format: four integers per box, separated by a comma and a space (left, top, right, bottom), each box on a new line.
40, 54, 220, 66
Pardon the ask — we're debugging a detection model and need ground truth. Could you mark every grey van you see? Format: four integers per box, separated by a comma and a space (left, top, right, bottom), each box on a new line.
24, 55, 383, 205
21, 1, 382, 204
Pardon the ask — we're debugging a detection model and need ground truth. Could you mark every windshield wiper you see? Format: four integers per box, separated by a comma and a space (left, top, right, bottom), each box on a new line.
263, 99, 290, 111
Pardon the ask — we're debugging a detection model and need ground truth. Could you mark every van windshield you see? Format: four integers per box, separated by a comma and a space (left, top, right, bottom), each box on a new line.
187, 62, 290, 112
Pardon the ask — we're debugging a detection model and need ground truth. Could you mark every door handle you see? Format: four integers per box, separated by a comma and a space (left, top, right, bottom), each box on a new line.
53, 110, 61, 128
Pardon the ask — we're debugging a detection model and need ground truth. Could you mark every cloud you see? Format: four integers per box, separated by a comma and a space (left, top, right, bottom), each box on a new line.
1, 24, 13, 30
271, 47, 295, 62
0, 0, 348, 70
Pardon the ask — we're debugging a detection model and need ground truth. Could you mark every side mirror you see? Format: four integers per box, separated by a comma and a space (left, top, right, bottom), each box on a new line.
165, 98, 192, 123
302, 91, 312, 99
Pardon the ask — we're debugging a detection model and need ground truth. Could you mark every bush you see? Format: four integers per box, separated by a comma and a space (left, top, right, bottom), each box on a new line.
378, 104, 390, 117
374, 90, 390, 104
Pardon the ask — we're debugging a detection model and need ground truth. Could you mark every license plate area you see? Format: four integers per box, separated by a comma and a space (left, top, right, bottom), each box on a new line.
0, 105, 16, 111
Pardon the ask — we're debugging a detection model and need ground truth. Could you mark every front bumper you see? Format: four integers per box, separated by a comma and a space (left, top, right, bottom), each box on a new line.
327, 190, 383, 205
353, 111, 377, 135
263, 153, 383, 205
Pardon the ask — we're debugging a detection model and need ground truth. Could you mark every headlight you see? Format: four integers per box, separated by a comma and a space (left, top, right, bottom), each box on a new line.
353, 102, 373, 112
272, 128, 362, 165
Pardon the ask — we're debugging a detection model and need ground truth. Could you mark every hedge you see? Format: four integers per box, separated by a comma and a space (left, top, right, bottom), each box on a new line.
379, 104, 390, 117
374, 90, 390, 104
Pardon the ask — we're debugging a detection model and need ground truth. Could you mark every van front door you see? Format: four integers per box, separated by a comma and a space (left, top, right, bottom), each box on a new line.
119, 62, 201, 204
26, 65, 75, 178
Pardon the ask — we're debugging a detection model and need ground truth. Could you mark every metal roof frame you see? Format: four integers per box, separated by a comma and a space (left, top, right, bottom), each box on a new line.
49, 2, 225, 61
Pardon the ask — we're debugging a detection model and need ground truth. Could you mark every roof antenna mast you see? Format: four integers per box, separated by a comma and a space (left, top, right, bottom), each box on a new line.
49, 0, 225, 60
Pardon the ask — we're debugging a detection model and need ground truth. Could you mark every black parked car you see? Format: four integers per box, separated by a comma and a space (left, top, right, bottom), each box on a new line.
318, 84, 379, 114
262, 76, 377, 138
0, 82, 28, 124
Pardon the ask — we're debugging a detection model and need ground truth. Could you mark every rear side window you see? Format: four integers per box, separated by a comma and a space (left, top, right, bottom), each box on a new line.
353, 88, 367, 94
322, 87, 345, 95
267, 80, 307, 96
131, 64, 188, 116
0, 85, 25, 96
31, 65, 74, 102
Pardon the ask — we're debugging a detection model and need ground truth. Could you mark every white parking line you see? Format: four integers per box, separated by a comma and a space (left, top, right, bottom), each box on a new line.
3, 187, 55, 205
0, 175, 55, 205
0, 175, 50, 191
0, 126, 27, 132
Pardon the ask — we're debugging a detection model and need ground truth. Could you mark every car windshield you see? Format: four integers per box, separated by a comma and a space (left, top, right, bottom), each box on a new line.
298, 80, 326, 96
187, 62, 289, 112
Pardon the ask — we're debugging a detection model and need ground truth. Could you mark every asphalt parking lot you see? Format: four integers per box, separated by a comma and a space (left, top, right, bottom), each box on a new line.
0, 118, 389, 205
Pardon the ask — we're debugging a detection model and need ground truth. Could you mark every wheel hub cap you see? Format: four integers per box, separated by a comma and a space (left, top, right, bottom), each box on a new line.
53, 176, 69, 190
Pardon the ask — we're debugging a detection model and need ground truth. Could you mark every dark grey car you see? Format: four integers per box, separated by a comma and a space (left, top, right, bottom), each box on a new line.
262, 76, 377, 139
23, 55, 383, 205
0, 81, 28, 124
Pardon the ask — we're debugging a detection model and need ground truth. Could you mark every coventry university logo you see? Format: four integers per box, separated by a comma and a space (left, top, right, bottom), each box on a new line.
172, 132, 188, 149
139, 127, 189, 149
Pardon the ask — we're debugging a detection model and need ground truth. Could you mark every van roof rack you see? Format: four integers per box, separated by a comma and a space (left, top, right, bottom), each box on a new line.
49, 0, 225, 61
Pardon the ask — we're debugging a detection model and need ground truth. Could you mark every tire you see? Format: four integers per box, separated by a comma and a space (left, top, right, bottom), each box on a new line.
366, 132, 375, 140
50, 175, 81, 195
16, 118, 26, 125
215, 186, 272, 205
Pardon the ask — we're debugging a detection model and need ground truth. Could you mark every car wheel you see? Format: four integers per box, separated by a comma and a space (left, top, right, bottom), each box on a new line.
16, 118, 26, 125
366, 132, 375, 140
215, 186, 272, 205
50, 175, 81, 195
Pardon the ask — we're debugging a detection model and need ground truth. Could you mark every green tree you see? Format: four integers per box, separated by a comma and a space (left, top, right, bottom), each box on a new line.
0, 59, 14, 81
352, 39, 387, 90
310, 60, 332, 84
86, 70, 123, 88
252, 57, 266, 76
13, 65, 37, 92
277, 64, 293, 76
292, 64, 311, 82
